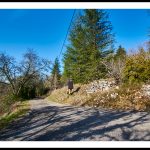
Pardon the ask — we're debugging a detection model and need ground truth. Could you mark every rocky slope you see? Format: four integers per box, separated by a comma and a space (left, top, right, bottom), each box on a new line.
47, 79, 150, 111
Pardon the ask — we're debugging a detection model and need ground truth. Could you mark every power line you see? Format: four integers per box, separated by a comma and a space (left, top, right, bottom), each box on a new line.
58, 9, 76, 59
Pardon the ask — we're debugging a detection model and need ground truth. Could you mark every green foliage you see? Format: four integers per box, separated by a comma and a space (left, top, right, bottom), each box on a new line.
123, 48, 150, 84
0, 101, 29, 130
115, 45, 126, 59
19, 78, 47, 99
51, 57, 62, 89
63, 9, 114, 84
0, 91, 17, 114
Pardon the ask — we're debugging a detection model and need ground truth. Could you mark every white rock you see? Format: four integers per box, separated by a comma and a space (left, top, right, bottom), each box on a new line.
142, 85, 150, 97
110, 93, 118, 99
115, 86, 119, 90
86, 79, 116, 93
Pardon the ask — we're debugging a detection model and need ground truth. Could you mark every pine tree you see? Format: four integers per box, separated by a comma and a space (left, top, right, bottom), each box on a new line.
63, 9, 114, 84
115, 45, 126, 59
51, 58, 61, 89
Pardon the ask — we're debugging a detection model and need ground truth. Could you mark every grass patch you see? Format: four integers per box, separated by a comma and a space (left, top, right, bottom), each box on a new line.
47, 84, 88, 106
0, 101, 30, 130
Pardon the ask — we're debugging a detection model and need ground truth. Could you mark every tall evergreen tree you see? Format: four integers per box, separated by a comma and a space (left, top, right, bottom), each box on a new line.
51, 58, 61, 89
63, 9, 114, 83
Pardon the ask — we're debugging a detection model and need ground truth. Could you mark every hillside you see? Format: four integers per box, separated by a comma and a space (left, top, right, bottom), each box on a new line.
47, 79, 150, 111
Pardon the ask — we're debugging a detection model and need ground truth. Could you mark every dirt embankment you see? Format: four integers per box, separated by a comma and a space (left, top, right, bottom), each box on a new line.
47, 81, 150, 112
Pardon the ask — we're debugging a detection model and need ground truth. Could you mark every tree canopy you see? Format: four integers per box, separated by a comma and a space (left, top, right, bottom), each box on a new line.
63, 9, 114, 84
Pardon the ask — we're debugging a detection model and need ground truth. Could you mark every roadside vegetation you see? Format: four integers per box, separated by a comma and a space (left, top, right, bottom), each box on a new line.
48, 9, 150, 112
0, 101, 29, 130
47, 81, 150, 111
0, 49, 51, 119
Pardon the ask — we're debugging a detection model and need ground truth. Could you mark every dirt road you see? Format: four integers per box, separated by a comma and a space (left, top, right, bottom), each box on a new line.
0, 98, 150, 141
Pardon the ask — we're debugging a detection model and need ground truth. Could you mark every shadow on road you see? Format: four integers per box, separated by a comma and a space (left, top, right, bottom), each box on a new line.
0, 104, 150, 141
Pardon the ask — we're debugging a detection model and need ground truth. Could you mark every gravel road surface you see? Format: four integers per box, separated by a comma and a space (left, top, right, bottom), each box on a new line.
0, 98, 150, 141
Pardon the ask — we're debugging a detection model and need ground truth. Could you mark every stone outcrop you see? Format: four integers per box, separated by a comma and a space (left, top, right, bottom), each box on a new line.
142, 85, 150, 97
86, 79, 116, 94
86, 78, 150, 96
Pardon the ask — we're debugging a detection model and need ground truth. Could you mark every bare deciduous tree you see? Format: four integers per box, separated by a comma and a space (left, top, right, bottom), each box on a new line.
0, 49, 51, 97
102, 54, 126, 84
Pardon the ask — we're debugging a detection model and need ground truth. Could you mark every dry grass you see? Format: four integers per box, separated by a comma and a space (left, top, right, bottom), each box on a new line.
47, 84, 89, 106
0, 101, 30, 130
47, 82, 150, 111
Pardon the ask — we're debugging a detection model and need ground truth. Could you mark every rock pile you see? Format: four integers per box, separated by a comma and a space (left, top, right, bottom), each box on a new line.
86, 79, 116, 94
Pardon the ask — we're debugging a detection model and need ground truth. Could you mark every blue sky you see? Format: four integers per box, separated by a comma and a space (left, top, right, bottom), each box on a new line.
107, 9, 150, 51
0, 9, 150, 69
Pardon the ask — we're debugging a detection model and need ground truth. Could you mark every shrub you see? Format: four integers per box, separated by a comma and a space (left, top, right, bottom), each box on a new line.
0, 94, 15, 115
83, 83, 150, 111
123, 49, 150, 84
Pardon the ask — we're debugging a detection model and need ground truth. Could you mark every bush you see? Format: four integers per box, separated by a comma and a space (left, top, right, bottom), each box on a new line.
0, 90, 24, 115
123, 49, 150, 84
